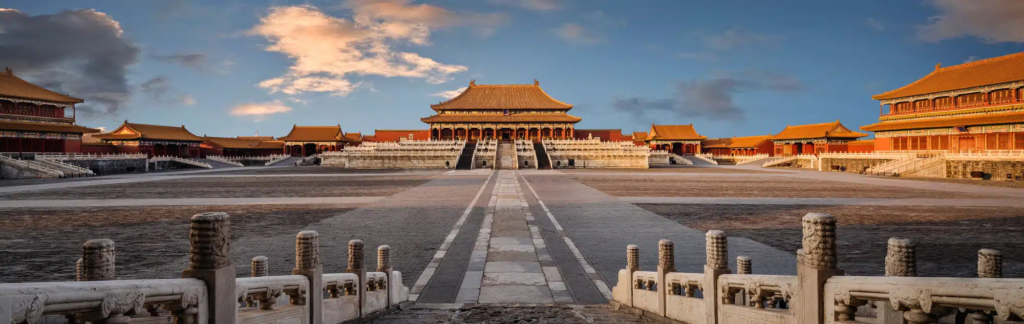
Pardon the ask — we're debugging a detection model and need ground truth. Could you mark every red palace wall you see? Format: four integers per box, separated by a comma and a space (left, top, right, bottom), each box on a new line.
573, 129, 627, 142
83, 144, 118, 154
63, 139, 82, 153
881, 132, 1024, 152
368, 130, 430, 142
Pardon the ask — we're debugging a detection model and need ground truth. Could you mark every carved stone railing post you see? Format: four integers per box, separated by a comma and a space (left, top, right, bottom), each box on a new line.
705, 230, 729, 324
251, 256, 268, 277
346, 239, 366, 317
293, 231, 321, 324
181, 212, 235, 324
875, 238, 916, 323
657, 239, 674, 316
76, 258, 84, 281
736, 256, 752, 307
796, 213, 843, 324
377, 245, 393, 308
964, 249, 1002, 324
81, 239, 116, 281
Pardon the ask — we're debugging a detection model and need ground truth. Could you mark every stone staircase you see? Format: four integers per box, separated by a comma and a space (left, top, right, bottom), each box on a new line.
868, 154, 947, 177
495, 141, 517, 170
456, 142, 476, 170
534, 142, 552, 169
370, 304, 652, 324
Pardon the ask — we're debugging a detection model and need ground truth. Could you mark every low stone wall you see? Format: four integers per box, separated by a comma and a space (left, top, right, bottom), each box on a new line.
819, 158, 894, 174
517, 154, 537, 169
946, 160, 1024, 180
549, 155, 648, 169
1, 163, 46, 179
68, 158, 148, 175
321, 155, 458, 169
475, 153, 495, 169
649, 155, 669, 166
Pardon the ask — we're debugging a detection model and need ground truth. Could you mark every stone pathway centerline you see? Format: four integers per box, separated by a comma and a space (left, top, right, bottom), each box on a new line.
457, 171, 570, 304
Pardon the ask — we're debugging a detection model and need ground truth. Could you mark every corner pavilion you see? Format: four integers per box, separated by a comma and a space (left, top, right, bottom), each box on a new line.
421, 80, 581, 141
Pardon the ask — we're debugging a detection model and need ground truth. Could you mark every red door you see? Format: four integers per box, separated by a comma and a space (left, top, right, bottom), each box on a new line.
958, 137, 976, 152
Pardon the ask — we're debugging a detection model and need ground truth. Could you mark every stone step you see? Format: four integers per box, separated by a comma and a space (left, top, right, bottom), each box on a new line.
370, 304, 653, 324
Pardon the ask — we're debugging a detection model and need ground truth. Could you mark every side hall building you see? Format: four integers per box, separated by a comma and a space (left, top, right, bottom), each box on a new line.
92, 121, 204, 157
770, 120, 866, 156
701, 135, 774, 156
0, 68, 99, 153
862, 52, 1024, 152
421, 80, 581, 141
278, 125, 348, 156
645, 124, 707, 156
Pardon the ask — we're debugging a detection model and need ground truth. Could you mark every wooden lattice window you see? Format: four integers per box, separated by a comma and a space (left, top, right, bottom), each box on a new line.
934, 97, 953, 110
957, 93, 985, 107
913, 99, 931, 111
999, 133, 1012, 150
991, 89, 1014, 104
940, 136, 950, 150
1016, 134, 1024, 149
987, 134, 998, 150
895, 102, 911, 113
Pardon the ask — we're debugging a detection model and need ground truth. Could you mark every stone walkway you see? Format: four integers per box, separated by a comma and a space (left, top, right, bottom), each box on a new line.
456, 171, 570, 303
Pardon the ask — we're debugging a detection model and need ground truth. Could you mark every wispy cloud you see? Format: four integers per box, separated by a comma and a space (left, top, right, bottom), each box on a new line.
917, 0, 1024, 43
612, 70, 801, 122
553, 23, 606, 45
154, 53, 208, 72
230, 100, 293, 121
250, 1, 505, 97
431, 87, 467, 99
489, 0, 563, 11
864, 17, 884, 31
677, 27, 782, 62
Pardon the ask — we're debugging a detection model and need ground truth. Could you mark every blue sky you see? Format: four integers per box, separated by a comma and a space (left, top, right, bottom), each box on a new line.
2, 0, 1023, 138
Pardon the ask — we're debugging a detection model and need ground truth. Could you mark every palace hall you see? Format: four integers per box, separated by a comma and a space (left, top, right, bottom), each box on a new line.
0, 68, 98, 153
422, 80, 581, 141
862, 52, 1024, 152
769, 120, 866, 156
91, 121, 205, 157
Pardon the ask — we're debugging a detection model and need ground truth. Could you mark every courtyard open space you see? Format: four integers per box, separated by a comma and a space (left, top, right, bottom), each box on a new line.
2, 163, 1020, 307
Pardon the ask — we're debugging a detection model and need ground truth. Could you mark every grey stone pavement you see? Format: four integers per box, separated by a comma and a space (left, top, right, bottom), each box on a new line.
0, 197, 384, 208
518, 170, 799, 289
618, 197, 1024, 207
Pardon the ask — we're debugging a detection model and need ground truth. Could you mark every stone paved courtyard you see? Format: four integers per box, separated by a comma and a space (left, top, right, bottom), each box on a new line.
1, 164, 1021, 308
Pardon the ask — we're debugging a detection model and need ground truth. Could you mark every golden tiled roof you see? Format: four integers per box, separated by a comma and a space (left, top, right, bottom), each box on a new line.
0, 69, 84, 104
237, 135, 275, 140
421, 114, 582, 123
632, 132, 648, 140
0, 120, 99, 134
861, 110, 1024, 132
204, 136, 263, 149
93, 122, 203, 142
771, 121, 866, 141
874, 52, 1024, 100
430, 80, 573, 110
278, 125, 347, 142
251, 140, 284, 149
344, 132, 362, 141
647, 124, 707, 141
703, 135, 772, 149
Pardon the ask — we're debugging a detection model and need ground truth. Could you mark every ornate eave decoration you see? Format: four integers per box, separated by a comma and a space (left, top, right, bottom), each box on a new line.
0, 95, 73, 108
878, 81, 1024, 106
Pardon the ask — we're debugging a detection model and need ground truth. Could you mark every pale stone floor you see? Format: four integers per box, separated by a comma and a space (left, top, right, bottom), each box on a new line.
1, 164, 1021, 302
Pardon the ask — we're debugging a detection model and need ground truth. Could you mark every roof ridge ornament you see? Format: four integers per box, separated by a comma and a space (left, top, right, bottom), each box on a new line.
534, 79, 539, 86
935, 63, 941, 71
469, 79, 475, 87
5, 67, 11, 75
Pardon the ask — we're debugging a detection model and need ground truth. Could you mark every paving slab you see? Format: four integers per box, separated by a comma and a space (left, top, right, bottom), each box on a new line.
478, 286, 554, 304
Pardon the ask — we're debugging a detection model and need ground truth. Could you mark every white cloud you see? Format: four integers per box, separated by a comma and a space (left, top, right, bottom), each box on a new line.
703, 28, 780, 50
864, 17, 884, 31
553, 23, 605, 45
965, 56, 978, 63
251, 1, 500, 97
432, 87, 467, 99
917, 0, 1024, 43
230, 100, 293, 121
489, 0, 563, 11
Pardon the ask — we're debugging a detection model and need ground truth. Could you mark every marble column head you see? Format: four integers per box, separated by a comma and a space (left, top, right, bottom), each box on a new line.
705, 230, 728, 270
626, 245, 639, 271
347, 239, 364, 272
377, 245, 392, 271
187, 212, 232, 270
737, 256, 752, 275
978, 249, 1002, 278
797, 213, 837, 270
252, 256, 269, 277
885, 238, 916, 277
658, 239, 675, 272
76, 258, 83, 281
295, 231, 320, 270
82, 238, 115, 281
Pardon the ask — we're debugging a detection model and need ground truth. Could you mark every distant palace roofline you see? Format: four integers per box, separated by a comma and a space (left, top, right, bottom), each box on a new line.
430, 80, 573, 111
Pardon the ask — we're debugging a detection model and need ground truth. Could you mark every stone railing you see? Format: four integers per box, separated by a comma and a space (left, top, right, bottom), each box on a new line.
34, 153, 150, 161
692, 154, 720, 165
947, 151, 1024, 160
762, 154, 818, 168
819, 152, 915, 160
205, 156, 245, 167
610, 214, 1023, 324
33, 158, 95, 177
0, 154, 64, 178
649, 150, 693, 166
264, 155, 290, 166
704, 154, 769, 165
0, 213, 409, 324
